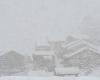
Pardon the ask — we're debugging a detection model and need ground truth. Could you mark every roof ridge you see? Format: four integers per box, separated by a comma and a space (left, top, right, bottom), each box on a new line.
63, 40, 81, 48
64, 47, 87, 58
64, 46, 100, 58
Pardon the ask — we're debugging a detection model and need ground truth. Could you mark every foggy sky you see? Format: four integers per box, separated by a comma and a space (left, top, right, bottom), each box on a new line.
0, 0, 100, 55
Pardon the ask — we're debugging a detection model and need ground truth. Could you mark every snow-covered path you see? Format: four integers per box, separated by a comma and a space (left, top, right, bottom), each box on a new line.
0, 76, 99, 80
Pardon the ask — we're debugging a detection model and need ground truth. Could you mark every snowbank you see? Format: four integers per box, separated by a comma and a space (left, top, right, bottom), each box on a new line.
28, 71, 54, 76
55, 67, 80, 75
0, 76, 99, 80
89, 68, 100, 77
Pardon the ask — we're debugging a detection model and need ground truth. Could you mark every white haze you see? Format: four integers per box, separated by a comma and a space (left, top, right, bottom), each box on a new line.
0, 0, 100, 55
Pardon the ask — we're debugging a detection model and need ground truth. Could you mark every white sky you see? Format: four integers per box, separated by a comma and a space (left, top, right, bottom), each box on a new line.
0, 0, 100, 55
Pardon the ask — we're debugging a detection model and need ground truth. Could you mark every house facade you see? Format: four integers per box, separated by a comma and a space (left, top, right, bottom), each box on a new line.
33, 36, 100, 76
0, 51, 27, 76
61, 38, 100, 75
32, 45, 55, 72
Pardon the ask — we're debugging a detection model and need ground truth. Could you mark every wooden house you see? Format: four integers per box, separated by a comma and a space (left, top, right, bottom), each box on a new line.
33, 45, 55, 72
0, 51, 26, 76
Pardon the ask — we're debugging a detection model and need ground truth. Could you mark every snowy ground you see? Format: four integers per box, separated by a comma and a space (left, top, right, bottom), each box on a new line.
0, 70, 100, 80
0, 76, 99, 80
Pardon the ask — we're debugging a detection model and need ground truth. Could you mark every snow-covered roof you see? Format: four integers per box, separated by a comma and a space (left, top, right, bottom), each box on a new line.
62, 36, 100, 50
68, 40, 100, 51
0, 50, 25, 58
64, 47, 87, 58
33, 50, 54, 56
64, 47, 100, 58
55, 67, 80, 74
35, 45, 51, 51
63, 39, 100, 58
62, 40, 81, 48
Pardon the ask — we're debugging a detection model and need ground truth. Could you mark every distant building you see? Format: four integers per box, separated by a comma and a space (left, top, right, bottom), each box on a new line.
33, 35, 100, 76
32, 45, 55, 72
62, 39, 100, 75
0, 51, 27, 76
48, 36, 100, 75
